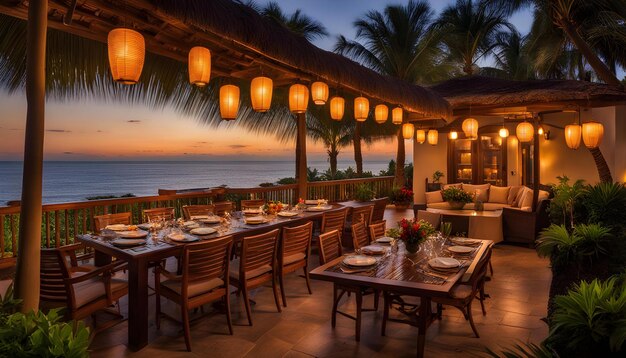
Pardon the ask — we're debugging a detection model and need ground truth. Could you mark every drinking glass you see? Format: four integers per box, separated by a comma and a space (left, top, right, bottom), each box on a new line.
441, 222, 452, 237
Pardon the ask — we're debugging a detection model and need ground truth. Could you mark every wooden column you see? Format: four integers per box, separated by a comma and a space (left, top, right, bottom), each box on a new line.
15, 0, 47, 311
296, 112, 307, 199
532, 115, 540, 211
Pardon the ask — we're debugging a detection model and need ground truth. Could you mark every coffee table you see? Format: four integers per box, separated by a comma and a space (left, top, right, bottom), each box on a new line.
426, 208, 503, 243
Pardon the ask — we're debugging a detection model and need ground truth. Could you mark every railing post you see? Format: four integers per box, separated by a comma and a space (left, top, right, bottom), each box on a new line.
296, 112, 308, 200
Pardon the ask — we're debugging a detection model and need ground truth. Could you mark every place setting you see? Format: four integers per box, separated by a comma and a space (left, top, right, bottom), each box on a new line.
339, 254, 379, 274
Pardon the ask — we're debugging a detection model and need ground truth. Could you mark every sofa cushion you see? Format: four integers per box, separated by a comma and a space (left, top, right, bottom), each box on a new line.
463, 184, 490, 202
425, 190, 443, 204
507, 186, 523, 206
518, 187, 534, 208
443, 183, 462, 190
538, 190, 550, 202
482, 203, 510, 211
489, 186, 510, 204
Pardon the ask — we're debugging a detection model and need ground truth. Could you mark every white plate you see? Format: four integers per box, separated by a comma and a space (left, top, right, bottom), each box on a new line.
242, 209, 262, 216
448, 245, 474, 254
305, 200, 323, 205
343, 255, 377, 267
450, 238, 481, 246
111, 238, 146, 247
361, 245, 385, 255
199, 217, 222, 224
167, 233, 199, 242
106, 224, 130, 231
245, 216, 267, 225
277, 211, 298, 217
428, 257, 460, 269
190, 215, 210, 220
190, 227, 217, 235
117, 230, 148, 238
137, 223, 153, 230
375, 236, 393, 244
306, 205, 333, 212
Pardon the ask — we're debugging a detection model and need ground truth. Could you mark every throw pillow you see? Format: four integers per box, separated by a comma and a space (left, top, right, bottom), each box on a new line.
508, 186, 523, 205
425, 190, 443, 204
463, 183, 490, 200
518, 187, 534, 208
443, 183, 462, 190
474, 188, 489, 202
489, 186, 510, 204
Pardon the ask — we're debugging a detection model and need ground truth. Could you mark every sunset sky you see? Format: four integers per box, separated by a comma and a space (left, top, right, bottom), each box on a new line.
0, 0, 546, 163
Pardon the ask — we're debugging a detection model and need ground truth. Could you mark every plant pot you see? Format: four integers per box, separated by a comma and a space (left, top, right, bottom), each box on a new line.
447, 201, 466, 210
395, 202, 411, 210
405, 241, 420, 253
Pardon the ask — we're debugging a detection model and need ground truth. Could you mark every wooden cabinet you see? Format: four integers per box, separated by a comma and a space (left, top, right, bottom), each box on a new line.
448, 127, 507, 185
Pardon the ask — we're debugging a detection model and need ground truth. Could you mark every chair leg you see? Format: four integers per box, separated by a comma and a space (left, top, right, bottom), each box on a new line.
355, 290, 363, 342
373, 289, 380, 311
182, 306, 192, 352
466, 301, 480, 338
279, 271, 287, 308
155, 275, 161, 330
331, 285, 340, 328
272, 274, 282, 313
489, 261, 494, 277
479, 282, 487, 316
304, 265, 312, 294
437, 303, 443, 319
381, 292, 389, 336
242, 284, 253, 326
224, 294, 233, 335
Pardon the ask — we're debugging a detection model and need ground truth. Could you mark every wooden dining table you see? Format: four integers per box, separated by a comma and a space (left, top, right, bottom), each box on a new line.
309, 237, 492, 358
77, 205, 341, 351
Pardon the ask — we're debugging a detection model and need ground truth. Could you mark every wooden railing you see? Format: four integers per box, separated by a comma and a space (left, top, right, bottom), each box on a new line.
0, 176, 394, 268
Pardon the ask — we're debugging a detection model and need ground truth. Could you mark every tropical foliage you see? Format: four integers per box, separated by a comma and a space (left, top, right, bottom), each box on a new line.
390, 186, 414, 205
547, 175, 586, 229
353, 184, 375, 202
537, 224, 612, 270
441, 187, 474, 203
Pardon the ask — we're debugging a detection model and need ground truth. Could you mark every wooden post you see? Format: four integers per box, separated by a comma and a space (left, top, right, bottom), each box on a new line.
532, 115, 540, 211
14, 0, 47, 312
395, 127, 406, 187
296, 112, 307, 200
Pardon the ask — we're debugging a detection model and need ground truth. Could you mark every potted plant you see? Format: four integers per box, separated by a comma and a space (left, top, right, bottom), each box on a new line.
354, 184, 375, 202
441, 187, 473, 210
391, 186, 413, 210
398, 218, 435, 253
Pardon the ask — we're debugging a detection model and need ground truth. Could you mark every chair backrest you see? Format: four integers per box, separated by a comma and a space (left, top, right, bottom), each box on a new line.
241, 199, 265, 209
181, 236, 233, 297
94, 212, 131, 233
280, 222, 313, 265
240, 229, 279, 279
40, 248, 72, 306
182, 205, 215, 220
321, 208, 348, 234
417, 210, 441, 230
369, 220, 386, 240
318, 229, 342, 265
350, 205, 374, 226
351, 221, 370, 249
143, 207, 175, 222
371, 197, 389, 223
213, 201, 234, 216
466, 243, 493, 291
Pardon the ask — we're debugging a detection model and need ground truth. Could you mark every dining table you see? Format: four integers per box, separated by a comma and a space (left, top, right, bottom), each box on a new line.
309, 236, 492, 358
77, 205, 342, 351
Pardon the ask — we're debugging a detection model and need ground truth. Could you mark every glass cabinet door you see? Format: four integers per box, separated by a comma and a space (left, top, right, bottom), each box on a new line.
479, 133, 507, 186
450, 138, 474, 184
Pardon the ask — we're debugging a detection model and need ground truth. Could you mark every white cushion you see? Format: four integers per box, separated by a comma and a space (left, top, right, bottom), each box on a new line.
283, 252, 306, 265
474, 188, 489, 202
72, 278, 106, 308
442, 183, 462, 190
462, 184, 490, 200
229, 260, 272, 281
518, 187, 534, 208
162, 277, 224, 297
489, 186, 510, 204
507, 186, 523, 206
425, 191, 443, 204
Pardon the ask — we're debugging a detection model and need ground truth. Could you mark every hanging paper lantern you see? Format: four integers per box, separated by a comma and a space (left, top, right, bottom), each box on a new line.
499, 127, 509, 138
354, 97, 369, 122
329, 96, 345, 121
289, 84, 309, 113
250, 76, 273, 112
516, 121, 534, 142
415, 130, 426, 144
107, 28, 145, 84
392, 107, 403, 124
311, 81, 329, 105
449, 130, 458, 140
462, 117, 479, 140
375, 104, 388, 124
582, 121, 604, 148
219, 85, 240, 120
427, 129, 439, 145
564, 123, 581, 149
188, 46, 211, 87
402, 123, 414, 139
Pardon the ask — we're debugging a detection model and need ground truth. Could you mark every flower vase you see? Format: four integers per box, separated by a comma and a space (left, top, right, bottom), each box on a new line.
395, 202, 411, 211
448, 201, 466, 210
405, 241, 420, 253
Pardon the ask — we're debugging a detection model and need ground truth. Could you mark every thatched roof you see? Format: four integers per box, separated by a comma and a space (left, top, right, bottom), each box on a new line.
430, 76, 626, 113
0, 0, 451, 120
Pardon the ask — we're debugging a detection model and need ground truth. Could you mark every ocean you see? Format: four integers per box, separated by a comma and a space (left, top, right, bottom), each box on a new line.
0, 160, 392, 204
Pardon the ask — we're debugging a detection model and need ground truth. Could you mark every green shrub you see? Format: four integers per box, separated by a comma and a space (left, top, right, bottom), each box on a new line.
277, 177, 296, 185
583, 182, 626, 233
353, 184, 375, 202
441, 187, 473, 203
548, 175, 586, 229
537, 224, 611, 270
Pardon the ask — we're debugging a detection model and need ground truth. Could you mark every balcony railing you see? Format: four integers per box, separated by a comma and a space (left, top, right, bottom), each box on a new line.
0, 176, 394, 268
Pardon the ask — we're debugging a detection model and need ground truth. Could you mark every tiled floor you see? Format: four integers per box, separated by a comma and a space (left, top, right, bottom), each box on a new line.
90, 209, 552, 357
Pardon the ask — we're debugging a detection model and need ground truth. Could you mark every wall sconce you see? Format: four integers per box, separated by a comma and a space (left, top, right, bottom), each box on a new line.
538, 125, 550, 140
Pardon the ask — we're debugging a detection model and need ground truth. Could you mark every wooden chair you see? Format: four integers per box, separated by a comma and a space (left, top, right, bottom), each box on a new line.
369, 220, 386, 241
213, 201, 234, 216
318, 229, 379, 341
182, 205, 215, 220
278, 222, 313, 307
39, 244, 127, 329
343, 205, 373, 248
321, 208, 348, 234
155, 236, 234, 352
94, 212, 131, 233
229, 229, 281, 325
417, 210, 441, 230
240, 199, 265, 210
143, 207, 175, 222
351, 222, 370, 250
371, 197, 389, 223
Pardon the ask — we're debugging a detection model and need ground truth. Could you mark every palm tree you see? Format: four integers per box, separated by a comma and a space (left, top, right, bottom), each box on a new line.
306, 107, 354, 177
335, 0, 449, 186
480, 30, 533, 80
435, 0, 514, 76
260, 1, 329, 41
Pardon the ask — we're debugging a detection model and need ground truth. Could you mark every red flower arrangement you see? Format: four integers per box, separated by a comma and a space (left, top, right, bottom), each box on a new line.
391, 186, 414, 204
398, 218, 435, 246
